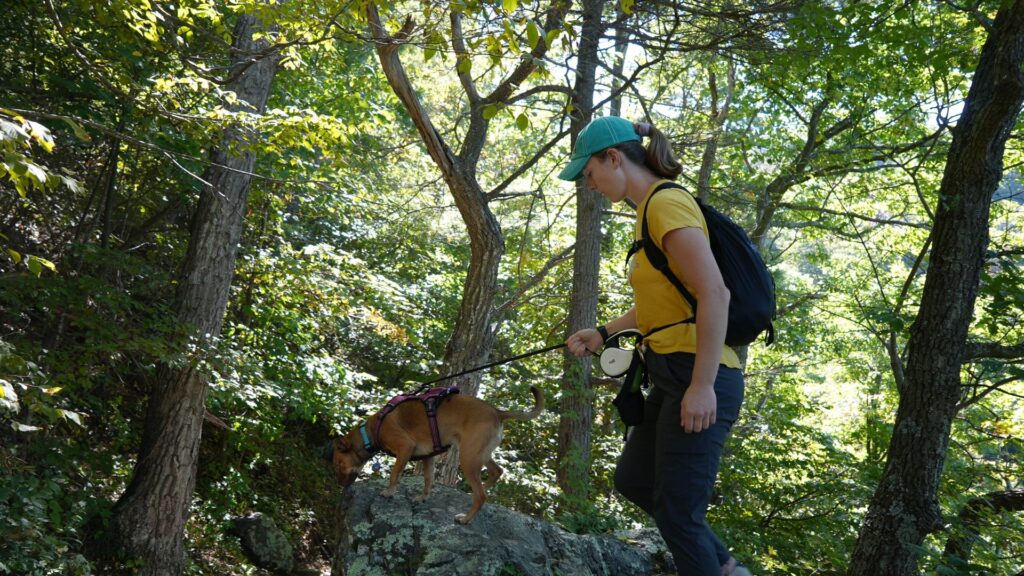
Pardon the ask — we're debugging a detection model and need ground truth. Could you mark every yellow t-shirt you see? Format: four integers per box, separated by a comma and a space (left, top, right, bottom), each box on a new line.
630, 181, 741, 369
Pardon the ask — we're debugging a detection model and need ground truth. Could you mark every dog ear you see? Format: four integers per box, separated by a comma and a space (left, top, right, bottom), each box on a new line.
336, 437, 351, 452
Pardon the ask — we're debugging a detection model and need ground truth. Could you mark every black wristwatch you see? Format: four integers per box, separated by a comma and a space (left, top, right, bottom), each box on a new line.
596, 325, 609, 344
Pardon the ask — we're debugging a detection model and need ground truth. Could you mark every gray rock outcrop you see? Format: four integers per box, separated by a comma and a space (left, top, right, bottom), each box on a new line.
332, 476, 674, 576
230, 512, 296, 574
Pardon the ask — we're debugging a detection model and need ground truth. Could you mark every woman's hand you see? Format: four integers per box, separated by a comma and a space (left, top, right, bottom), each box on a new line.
680, 384, 717, 433
566, 328, 604, 357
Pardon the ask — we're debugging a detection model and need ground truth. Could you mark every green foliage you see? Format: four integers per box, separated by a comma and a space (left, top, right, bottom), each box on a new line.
0, 449, 95, 576
0, 340, 98, 575
555, 494, 622, 535
0, 109, 75, 275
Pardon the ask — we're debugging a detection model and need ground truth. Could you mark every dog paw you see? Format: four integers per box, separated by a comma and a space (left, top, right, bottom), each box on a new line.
454, 513, 470, 524
379, 487, 397, 498
413, 493, 429, 503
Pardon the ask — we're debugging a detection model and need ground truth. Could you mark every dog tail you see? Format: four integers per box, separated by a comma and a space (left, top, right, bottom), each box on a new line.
498, 386, 544, 421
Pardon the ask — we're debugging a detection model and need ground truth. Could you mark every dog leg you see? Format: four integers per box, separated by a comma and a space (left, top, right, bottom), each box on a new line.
455, 451, 485, 525
381, 447, 413, 498
483, 458, 503, 489
414, 457, 434, 503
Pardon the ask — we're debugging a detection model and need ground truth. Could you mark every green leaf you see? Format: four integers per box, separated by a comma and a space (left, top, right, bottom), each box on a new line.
11, 422, 40, 432
26, 255, 56, 274
6, 248, 21, 265
60, 410, 84, 427
502, 0, 517, 13
0, 379, 18, 413
456, 55, 472, 75
482, 104, 499, 120
48, 500, 63, 526
503, 20, 520, 54
25, 162, 47, 187
486, 35, 503, 64
26, 121, 54, 152
516, 112, 529, 131
545, 29, 560, 47
60, 176, 83, 194
0, 118, 29, 144
423, 31, 443, 62
527, 21, 540, 50
620, 0, 634, 14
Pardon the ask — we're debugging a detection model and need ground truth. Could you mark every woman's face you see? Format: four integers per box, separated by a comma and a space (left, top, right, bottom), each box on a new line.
582, 151, 625, 202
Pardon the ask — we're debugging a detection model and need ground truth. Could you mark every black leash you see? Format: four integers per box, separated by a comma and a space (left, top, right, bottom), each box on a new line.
413, 342, 568, 394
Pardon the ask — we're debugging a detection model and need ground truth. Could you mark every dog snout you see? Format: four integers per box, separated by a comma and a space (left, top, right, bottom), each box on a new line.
333, 450, 361, 486
336, 468, 359, 486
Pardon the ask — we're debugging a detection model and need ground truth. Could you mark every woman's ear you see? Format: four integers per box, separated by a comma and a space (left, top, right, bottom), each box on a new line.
604, 147, 622, 168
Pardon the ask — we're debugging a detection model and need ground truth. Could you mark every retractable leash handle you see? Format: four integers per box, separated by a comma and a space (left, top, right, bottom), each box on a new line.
598, 329, 644, 378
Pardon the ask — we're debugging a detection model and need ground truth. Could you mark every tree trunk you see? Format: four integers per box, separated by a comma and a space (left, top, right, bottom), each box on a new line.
365, 1, 569, 487
556, 0, 607, 507
696, 61, 734, 203
847, 4, 1024, 575
110, 12, 279, 575
366, 5, 504, 487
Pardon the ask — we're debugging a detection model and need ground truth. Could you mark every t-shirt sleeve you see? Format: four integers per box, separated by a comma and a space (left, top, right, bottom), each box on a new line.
646, 189, 705, 249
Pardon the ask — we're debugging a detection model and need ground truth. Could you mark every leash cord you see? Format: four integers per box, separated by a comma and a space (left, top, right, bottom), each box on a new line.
414, 342, 569, 393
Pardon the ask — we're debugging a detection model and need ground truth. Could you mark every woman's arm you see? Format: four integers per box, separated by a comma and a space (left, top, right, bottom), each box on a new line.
661, 227, 730, 433
566, 307, 637, 357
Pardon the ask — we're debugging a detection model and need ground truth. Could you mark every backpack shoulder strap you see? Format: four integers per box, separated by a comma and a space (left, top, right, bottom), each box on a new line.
638, 182, 699, 316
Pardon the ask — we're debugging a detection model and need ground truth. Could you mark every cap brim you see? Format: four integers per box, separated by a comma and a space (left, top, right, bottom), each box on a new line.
558, 155, 589, 181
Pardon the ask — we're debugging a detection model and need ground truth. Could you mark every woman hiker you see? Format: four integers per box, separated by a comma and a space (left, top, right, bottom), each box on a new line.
563, 116, 751, 576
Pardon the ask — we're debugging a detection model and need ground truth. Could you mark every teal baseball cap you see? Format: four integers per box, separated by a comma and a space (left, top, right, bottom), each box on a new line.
558, 116, 641, 181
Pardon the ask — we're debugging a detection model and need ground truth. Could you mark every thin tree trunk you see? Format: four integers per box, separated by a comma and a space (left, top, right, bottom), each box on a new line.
696, 61, 734, 202
109, 12, 279, 575
749, 98, 832, 252
848, 4, 1024, 574
557, 0, 607, 507
366, 6, 503, 487
99, 114, 126, 248
365, 1, 569, 487
609, 5, 628, 118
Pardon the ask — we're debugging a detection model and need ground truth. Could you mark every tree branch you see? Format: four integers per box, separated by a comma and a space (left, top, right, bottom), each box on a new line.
965, 341, 1024, 361
496, 244, 574, 315
450, 11, 481, 105
366, 4, 457, 181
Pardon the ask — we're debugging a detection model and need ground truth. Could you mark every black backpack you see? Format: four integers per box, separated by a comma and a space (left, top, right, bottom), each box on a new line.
627, 181, 776, 347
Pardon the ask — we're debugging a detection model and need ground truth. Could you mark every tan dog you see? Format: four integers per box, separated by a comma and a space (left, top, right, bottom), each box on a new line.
332, 386, 544, 524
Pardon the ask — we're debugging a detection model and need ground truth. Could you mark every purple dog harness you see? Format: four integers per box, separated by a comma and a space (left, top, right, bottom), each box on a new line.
359, 386, 460, 459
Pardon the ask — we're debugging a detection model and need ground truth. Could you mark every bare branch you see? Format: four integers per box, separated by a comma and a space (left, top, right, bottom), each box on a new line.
958, 375, 1024, 409
989, 246, 1024, 259
496, 245, 575, 315
450, 11, 481, 105
965, 341, 1024, 361
506, 84, 575, 105
775, 201, 931, 229
488, 125, 571, 199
